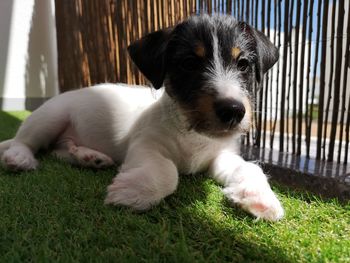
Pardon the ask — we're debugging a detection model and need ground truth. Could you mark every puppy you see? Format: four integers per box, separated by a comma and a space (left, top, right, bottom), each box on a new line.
0, 15, 283, 221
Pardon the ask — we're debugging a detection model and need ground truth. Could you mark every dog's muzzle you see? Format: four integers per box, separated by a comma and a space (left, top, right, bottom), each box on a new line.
214, 98, 245, 127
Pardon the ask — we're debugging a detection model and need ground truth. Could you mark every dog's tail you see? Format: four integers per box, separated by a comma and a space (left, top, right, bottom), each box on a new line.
0, 139, 13, 156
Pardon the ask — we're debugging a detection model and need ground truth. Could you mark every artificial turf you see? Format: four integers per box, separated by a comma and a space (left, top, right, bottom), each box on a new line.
0, 111, 349, 262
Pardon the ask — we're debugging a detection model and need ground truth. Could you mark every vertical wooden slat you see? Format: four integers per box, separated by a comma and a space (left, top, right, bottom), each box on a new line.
123, 0, 130, 83
207, 0, 212, 14
185, 0, 189, 17
322, 0, 337, 160
241, 0, 245, 21
159, 0, 163, 29
193, 0, 197, 13
296, 0, 309, 155
131, 0, 139, 84
170, 0, 175, 25
252, 0, 259, 145
153, 0, 158, 31
345, 94, 350, 164
316, 0, 330, 160
328, 0, 345, 162
250, 0, 254, 25
256, 0, 265, 147
307, 0, 322, 158
304, 0, 314, 157
270, 0, 281, 149
108, 1, 117, 81
136, 0, 142, 84
179, 0, 184, 20
227, 0, 232, 15
164, 0, 169, 27
233, 0, 236, 17
286, 0, 294, 153
245, 0, 250, 22
342, 2, 350, 164
81, 0, 93, 85
291, 0, 301, 154
280, 0, 290, 152
260, 0, 271, 148
262, 0, 271, 149
237, 0, 240, 20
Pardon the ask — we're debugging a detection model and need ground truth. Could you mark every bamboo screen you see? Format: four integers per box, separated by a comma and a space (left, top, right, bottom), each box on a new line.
55, 0, 196, 91
55, 0, 350, 164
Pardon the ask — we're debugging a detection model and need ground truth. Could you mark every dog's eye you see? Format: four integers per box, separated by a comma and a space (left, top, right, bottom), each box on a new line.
237, 59, 250, 72
180, 57, 198, 72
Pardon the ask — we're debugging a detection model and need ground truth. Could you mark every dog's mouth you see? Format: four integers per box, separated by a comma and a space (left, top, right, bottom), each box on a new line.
202, 129, 237, 138
175, 94, 252, 138
187, 118, 249, 138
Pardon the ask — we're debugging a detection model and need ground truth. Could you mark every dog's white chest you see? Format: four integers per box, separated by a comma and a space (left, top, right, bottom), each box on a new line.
175, 132, 228, 174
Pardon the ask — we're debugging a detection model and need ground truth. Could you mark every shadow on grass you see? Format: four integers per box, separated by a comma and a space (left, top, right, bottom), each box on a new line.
156, 174, 293, 262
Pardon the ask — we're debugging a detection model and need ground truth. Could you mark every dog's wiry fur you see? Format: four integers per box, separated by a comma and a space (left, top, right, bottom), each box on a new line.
0, 15, 284, 221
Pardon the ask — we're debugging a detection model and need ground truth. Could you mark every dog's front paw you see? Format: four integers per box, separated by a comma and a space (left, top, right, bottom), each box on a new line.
223, 185, 284, 221
1, 146, 38, 171
104, 171, 161, 211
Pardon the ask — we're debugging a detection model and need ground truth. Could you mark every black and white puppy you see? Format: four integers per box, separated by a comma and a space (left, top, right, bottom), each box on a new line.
0, 15, 283, 221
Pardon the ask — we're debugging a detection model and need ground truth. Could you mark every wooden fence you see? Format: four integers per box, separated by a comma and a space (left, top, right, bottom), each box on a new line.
55, 0, 197, 92
55, 0, 350, 164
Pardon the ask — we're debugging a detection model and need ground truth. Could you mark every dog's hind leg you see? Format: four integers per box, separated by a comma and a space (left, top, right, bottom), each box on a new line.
1, 99, 70, 171
0, 140, 33, 171
51, 139, 114, 169
0, 139, 13, 156
1, 141, 39, 171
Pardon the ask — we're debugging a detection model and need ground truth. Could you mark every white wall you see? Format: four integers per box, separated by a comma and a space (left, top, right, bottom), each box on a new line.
0, 0, 58, 111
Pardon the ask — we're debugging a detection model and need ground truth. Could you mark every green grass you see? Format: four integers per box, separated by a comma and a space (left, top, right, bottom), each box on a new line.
0, 111, 349, 262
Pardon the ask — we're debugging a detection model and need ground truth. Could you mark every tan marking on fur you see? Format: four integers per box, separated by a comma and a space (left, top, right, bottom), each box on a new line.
180, 94, 215, 129
196, 95, 215, 114
231, 47, 241, 59
194, 44, 206, 57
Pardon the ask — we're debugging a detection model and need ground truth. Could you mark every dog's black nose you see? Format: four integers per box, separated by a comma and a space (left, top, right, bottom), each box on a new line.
214, 99, 245, 125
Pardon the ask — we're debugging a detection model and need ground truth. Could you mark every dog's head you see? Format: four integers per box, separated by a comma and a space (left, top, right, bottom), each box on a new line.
128, 15, 278, 137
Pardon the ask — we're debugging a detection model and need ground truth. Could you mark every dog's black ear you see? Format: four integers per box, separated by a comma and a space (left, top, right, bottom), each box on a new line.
127, 28, 172, 89
253, 29, 279, 75
239, 22, 279, 83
